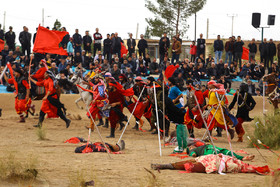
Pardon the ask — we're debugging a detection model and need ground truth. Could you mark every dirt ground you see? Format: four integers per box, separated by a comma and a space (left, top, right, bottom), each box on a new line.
0, 93, 278, 187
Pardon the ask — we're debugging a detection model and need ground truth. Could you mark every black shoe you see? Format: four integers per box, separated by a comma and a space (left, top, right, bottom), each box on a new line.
190, 133, 195, 138
228, 128, 235, 140
119, 122, 125, 131
151, 130, 158, 134
103, 119, 109, 128
66, 119, 71, 128
123, 116, 128, 122
148, 127, 155, 132
33, 122, 42, 128
106, 128, 115, 138
97, 119, 104, 126
214, 134, 222, 137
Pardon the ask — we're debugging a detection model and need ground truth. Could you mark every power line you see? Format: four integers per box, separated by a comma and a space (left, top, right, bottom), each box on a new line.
227, 14, 238, 36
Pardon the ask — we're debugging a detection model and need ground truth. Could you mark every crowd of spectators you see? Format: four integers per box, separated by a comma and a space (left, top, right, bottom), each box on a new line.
0, 24, 280, 96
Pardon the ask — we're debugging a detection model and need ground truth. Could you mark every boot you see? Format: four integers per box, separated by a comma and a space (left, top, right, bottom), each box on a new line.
151, 129, 158, 134
97, 118, 104, 126
119, 122, 125, 131
33, 121, 42, 128
106, 127, 115, 138
19, 114, 25, 123
188, 128, 195, 138
148, 126, 156, 132
132, 122, 139, 131
30, 104, 35, 115
117, 140, 125, 150
103, 119, 109, 128
215, 127, 222, 137
66, 119, 71, 128
228, 128, 235, 140
151, 163, 174, 170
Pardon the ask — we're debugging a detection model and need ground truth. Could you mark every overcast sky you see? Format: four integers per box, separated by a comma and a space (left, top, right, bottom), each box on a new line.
0, 0, 279, 44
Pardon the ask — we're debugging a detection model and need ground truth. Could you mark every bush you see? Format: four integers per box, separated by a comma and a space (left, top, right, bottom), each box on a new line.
36, 126, 47, 140
248, 114, 280, 150
0, 153, 38, 182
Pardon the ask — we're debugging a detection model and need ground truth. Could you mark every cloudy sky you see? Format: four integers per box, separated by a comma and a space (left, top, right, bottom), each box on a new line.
0, 0, 279, 44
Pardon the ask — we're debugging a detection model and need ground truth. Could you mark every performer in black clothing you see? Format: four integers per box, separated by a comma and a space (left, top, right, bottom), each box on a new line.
228, 83, 256, 142
5, 26, 16, 51
103, 34, 112, 61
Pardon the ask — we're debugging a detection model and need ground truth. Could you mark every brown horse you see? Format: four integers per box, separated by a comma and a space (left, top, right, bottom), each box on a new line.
263, 73, 279, 111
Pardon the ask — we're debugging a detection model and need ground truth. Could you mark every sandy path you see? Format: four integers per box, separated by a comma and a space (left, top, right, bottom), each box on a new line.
0, 93, 276, 187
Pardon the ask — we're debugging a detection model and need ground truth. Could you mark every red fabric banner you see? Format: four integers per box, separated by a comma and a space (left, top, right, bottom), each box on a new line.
242, 47, 249, 60
33, 25, 68, 55
165, 64, 179, 79
120, 42, 128, 58
7, 63, 18, 94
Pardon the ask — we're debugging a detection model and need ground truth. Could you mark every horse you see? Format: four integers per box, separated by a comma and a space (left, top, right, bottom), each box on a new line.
263, 73, 280, 111
69, 73, 93, 110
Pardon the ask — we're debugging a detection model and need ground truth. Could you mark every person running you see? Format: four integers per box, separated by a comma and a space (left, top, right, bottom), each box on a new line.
30, 70, 71, 128
3, 67, 35, 122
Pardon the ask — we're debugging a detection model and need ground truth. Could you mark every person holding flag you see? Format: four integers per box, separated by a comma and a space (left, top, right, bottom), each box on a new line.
30, 70, 71, 128
3, 65, 35, 122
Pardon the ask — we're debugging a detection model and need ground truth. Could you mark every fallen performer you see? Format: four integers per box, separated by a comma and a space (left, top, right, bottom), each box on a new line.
151, 154, 270, 175
75, 140, 125, 153
188, 144, 255, 161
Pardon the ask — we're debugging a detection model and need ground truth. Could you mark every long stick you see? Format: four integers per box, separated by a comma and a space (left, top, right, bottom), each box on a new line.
193, 94, 218, 155
154, 82, 162, 156
216, 92, 234, 157
117, 85, 146, 145
201, 94, 225, 140
162, 81, 165, 147
77, 84, 111, 159
28, 55, 33, 89
247, 136, 267, 162
0, 65, 8, 83
257, 139, 280, 158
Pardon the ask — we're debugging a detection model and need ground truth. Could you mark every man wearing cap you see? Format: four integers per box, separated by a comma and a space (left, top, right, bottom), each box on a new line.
30, 71, 71, 128
4, 67, 34, 122
205, 80, 235, 139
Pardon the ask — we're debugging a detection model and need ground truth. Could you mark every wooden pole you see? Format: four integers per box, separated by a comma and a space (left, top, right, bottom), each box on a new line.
154, 82, 162, 156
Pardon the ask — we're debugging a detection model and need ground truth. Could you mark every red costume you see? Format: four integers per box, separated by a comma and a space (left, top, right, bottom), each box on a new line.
108, 89, 124, 128
36, 77, 58, 118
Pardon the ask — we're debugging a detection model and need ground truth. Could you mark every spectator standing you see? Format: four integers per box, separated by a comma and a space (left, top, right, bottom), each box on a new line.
93, 28, 102, 57
196, 33, 205, 57
0, 24, 4, 40
72, 29, 82, 55
83, 31, 92, 54
61, 27, 70, 49
176, 33, 182, 44
277, 42, 280, 66
127, 33, 136, 57
213, 35, 224, 64
159, 32, 170, 63
112, 32, 123, 58
233, 36, 244, 69
259, 38, 269, 69
225, 37, 234, 64
67, 37, 74, 57
171, 36, 181, 64
268, 39, 276, 68
19, 26, 31, 56
103, 34, 112, 61
5, 26, 16, 51
189, 41, 197, 62
137, 34, 148, 58
248, 38, 257, 62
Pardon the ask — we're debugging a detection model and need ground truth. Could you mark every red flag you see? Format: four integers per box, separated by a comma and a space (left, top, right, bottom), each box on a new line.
0, 39, 4, 52
120, 42, 128, 58
7, 63, 18, 94
33, 25, 68, 55
165, 64, 179, 79
242, 47, 249, 60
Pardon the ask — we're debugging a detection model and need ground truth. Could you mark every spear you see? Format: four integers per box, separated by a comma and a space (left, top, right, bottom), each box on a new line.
247, 136, 267, 162
257, 139, 280, 158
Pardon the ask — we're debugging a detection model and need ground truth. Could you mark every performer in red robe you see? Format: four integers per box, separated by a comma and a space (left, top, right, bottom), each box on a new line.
4, 67, 34, 122
30, 71, 71, 128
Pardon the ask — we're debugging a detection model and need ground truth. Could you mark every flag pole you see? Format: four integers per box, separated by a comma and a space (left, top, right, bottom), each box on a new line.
153, 81, 162, 156
0, 65, 8, 83
117, 85, 146, 145
28, 54, 33, 89
76, 84, 111, 159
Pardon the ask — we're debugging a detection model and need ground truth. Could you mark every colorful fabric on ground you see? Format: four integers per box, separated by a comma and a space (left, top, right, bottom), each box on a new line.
64, 137, 86, 144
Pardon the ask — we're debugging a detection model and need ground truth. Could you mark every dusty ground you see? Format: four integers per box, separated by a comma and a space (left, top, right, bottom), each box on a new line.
0, 93, 278, 187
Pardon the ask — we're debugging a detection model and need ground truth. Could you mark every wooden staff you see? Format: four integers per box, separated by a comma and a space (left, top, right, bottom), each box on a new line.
28, 54, 34, 89
162, 80, 165, 147
153, 81, 162, 157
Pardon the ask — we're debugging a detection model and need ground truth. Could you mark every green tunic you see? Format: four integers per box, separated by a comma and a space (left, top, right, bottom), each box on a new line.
189, 144, 244, 160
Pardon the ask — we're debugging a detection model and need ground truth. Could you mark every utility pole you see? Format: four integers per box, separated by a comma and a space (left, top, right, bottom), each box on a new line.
3, 11, 6, 32
194, 13, 197, 41
206, 18, 209, 39
227, 14, 237, 36
42, 8, 44, 26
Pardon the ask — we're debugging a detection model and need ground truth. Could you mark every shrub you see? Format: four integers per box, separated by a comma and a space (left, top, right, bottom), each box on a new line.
36, 126, 47, 140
